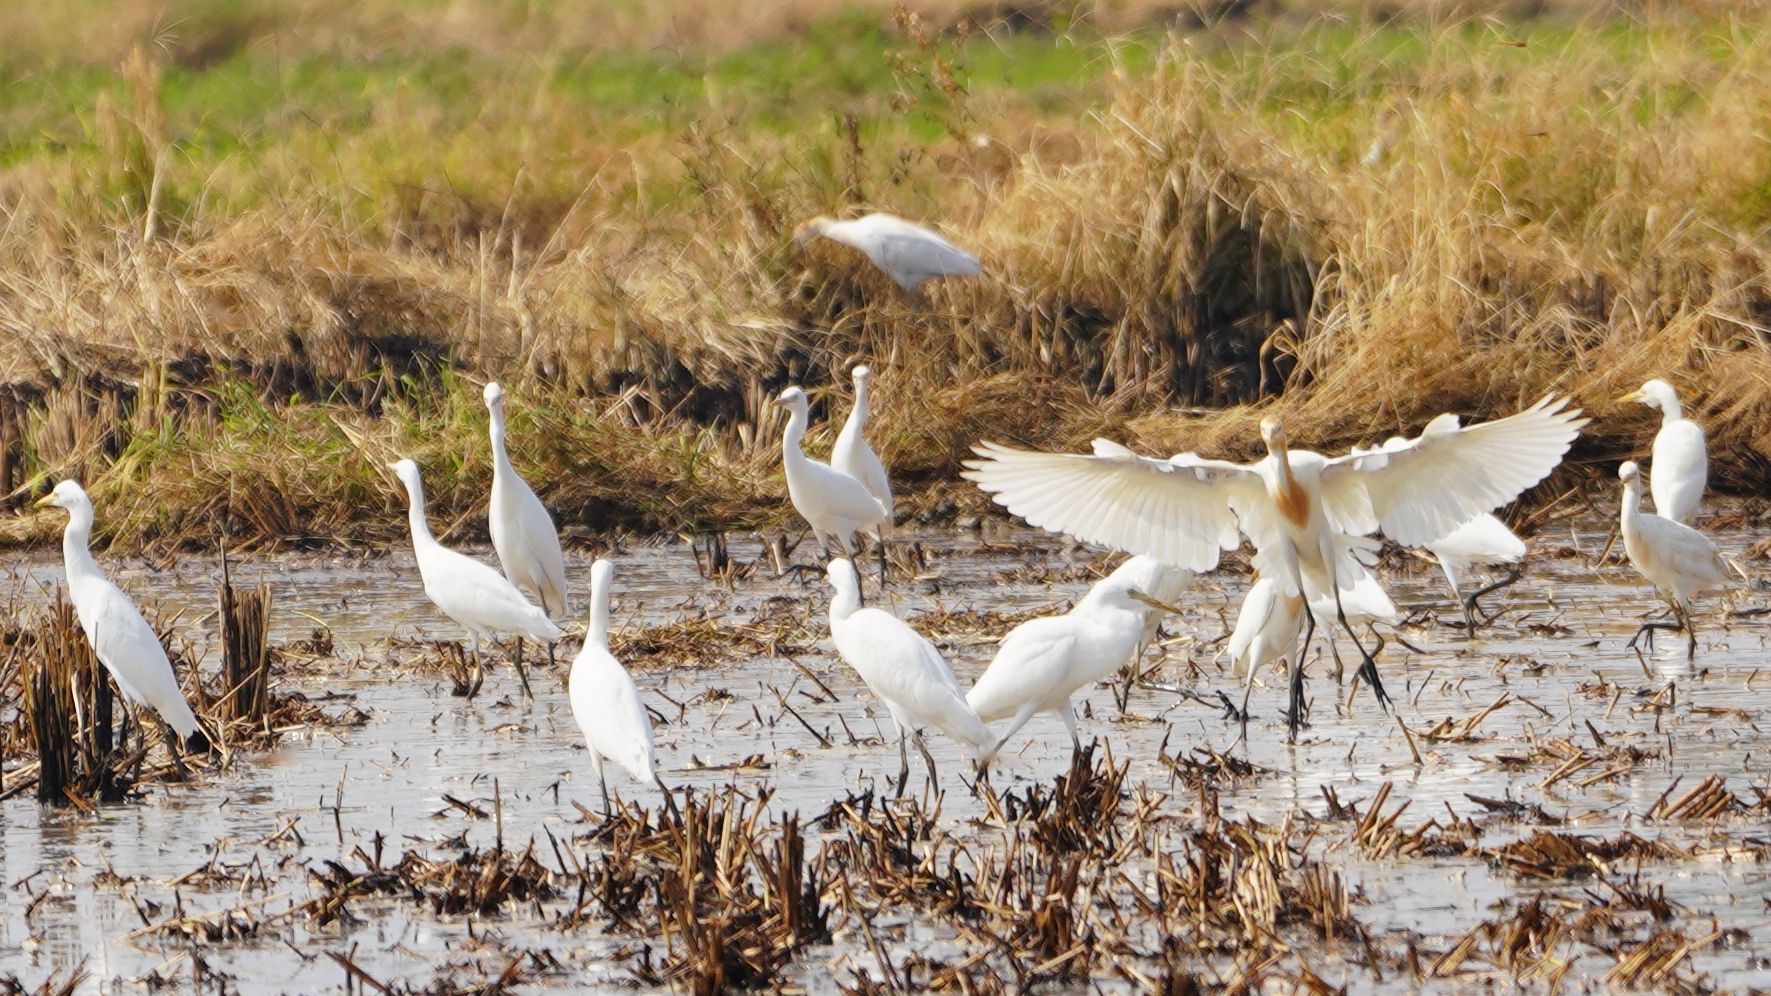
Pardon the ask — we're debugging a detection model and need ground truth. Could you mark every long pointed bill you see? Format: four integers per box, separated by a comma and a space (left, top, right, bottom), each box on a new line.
32, 493, 56, 509
1128, 590, 1184, 616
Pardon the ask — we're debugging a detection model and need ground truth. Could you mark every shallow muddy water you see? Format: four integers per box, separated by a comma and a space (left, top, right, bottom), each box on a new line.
4, 522, 1771, 992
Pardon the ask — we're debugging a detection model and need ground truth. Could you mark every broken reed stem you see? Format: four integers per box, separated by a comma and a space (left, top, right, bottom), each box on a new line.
218, 550, 273, 725
20, 591, 127, 806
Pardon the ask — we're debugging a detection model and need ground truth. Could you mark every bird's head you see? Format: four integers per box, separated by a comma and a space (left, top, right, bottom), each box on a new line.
387, 458, 422, 491
1259, 415, 1289, 452
825, 557, 860, 598
1621, 379, 1674, 411
590, 558, 615, 595
34, 479, 88, 513
773, 385, 810, 413
793, 216, 835, 248
852, 364, 872, 384
1618, 460, 1641, 485
483, 381, 505, 409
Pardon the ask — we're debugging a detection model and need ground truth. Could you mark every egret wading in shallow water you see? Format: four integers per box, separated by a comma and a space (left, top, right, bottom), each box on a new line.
794, 212, 981, 296
964, 396, 1587, 739
570, 559, 674, 818
484, 381, 568, 684
832, 365, 894, 582
1623, 379, 1707, 524
36, 480, 205, 770
967, 566, 1164, 763
389, 459, 561, 695
776, 386, 888, 587
825, 559, 991, 796
1617, 461, 1727, 660
1424, 513, 1527, 632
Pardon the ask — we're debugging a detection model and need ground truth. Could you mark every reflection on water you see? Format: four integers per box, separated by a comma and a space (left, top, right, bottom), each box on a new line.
4, 525, 1771, 991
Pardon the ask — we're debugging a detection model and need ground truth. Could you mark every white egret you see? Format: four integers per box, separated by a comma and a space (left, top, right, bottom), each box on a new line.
1617, 461, 1727, 660
967, 566, 1162, 762
484, 381, 568, 683
1225, 571, 1394, 742
35, 481, 204, 767
825, 558, 991, 795
832, 365, 894, 581
1424, 513, 1527, 631
963, 396, 1587, 736
795, 212, 981, 294
776, 386, 888, 575
569, 559, 672, 817
389, 459, 561, 694
1623, 379, 1707, 524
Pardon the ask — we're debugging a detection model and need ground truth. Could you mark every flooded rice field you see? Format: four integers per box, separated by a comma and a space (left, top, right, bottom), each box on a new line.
4, 520, 1771, 993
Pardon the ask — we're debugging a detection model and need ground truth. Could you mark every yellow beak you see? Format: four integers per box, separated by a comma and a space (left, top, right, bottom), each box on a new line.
1128, 590, 1183, 615
33, 493, 56, 509
1619, 389, 1644, 404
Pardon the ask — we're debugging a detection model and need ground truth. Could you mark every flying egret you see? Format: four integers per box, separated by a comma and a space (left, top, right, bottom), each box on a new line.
825, 558, 991, 796
1617, 461, 1727, 660
570, 559, 673, 817
1424, 513, 1527, 631
388, 459, 561, 694
963, 396, 1587, 737
35, 480, 204, 769
776, 386, 888, 574
484, 381, 568, 682
1622, 378, 1707, 524
967, 566, 1163, 762
794, 212, 981, 294
832, 365, 894, 581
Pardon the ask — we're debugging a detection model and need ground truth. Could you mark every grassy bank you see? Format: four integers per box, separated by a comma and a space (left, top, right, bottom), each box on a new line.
3, 1, 1770, 550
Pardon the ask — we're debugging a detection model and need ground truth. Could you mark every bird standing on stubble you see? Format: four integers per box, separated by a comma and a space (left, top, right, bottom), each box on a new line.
484, 381, 568, 679
36, 480, 205, 772
390, 459, 560, 696
832, 365, 894, 582
1622, 378, 1707, 524
776, 386, 888, 578
1616, 460, 1727, 660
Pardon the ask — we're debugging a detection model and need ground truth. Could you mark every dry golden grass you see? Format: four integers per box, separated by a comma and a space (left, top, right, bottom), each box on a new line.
4, 1, 1771, 547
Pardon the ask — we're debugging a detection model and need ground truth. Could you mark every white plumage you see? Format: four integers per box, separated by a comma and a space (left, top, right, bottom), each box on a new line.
777, 386, 888, 560
36, 481, 201, 747
1108, 555, 1194, 659
1624, 378, 1707, 524
1424, 512, 1527, 630
1617, 460, 1727, 659
484, 382, 569, 619
795, 212, 981, 293
831, 365, 893, 538
389, 459, 561, 687
964, 396, 1586, 734
569, 559, 661, 812
825, 558, 991, 794
967, 565, 1158, 762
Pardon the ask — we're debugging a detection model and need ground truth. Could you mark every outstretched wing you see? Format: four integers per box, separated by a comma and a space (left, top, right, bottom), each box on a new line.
1322, 396, 1586, 546
962, 440, 1262, 572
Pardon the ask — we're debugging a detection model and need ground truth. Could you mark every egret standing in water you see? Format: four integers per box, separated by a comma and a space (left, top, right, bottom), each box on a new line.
777, 386, 888, 580
832, 365, 894, 582
825, 559, 991, 796
968, 567, 1164, 762
1617, 461, 1727, 660
795, 212, 981, 295
1227, 575, 1304, 745
36, 481, 205, 770
1623, 378, 1707, 524
569, 559, 672, 817
1424, 513, 1527, 632
964, 396, 1587, 737
485, 381, 568, 681
389, 459, 561, 694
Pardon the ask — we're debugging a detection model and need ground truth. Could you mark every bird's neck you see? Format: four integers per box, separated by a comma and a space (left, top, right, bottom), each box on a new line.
1620, 481, 1642, 523
61, 509, 101, 582
1658, 398, 1684, 425
402, 481, 437, 549
850, 383, 871, 427
488, 408, 515, 478
1269, 448, 1311, 528
828, 583, 860, 624
782, 407, 810, 464
588, 585, 611, 647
